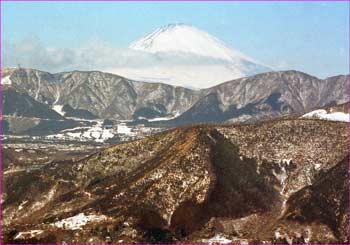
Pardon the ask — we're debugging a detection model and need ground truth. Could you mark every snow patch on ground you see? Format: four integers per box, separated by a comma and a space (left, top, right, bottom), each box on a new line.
18, 200, 28, 211
304, 227, 312, 243
52, 105, 65, 116
146, 112, 180, 122
53, 213, 108, 230
14, 230, 44, 240
273, 159, 290, 195
314, 163, 321, 170
226, 114, 252, 123
274, 159, 292, 216
202, 233, 232, 244
302, 109, 350, 122
2, 76, 12, 85
280, 199, 288, 216
31, 187, 56, 211
117, 123, 134, 135
83, 122, 115, 142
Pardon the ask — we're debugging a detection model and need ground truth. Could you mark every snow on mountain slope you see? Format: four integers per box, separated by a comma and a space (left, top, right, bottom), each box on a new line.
52, 105, 65, 116
111, 24, 271, 88
302, 109, 350, 122
53, 213, 109, 230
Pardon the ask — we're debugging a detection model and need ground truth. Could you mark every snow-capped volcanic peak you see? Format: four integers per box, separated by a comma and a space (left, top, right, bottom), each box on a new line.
116, 23, 271, 88
130, 23, 255, 63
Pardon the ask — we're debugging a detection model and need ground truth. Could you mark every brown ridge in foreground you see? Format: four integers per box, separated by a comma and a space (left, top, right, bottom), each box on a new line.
2, 118, 349, 244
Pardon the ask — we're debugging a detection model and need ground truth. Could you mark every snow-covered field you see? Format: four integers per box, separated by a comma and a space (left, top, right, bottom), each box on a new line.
117, 124, 133, 134
47, 121, 118, 143
302, 109, 349, 122
46, 120, 162, 143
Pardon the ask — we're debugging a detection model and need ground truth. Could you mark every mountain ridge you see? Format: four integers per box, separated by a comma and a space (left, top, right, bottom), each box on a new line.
2, 68, 349, 126
3, 118, 348, 243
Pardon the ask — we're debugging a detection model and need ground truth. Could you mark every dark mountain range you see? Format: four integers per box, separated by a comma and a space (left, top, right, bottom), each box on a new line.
61, 104, 98, 119
2, 88, 63, 120
2, 68, 200, 121
3, 118, 348, 244
164, 71, 348, 126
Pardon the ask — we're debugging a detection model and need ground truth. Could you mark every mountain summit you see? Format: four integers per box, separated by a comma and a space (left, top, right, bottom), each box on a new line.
111, 24, 271, 88
130, 23, 254, 63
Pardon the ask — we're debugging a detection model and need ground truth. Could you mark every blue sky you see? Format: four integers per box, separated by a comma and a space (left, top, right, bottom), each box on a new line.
2, 1, 349, 78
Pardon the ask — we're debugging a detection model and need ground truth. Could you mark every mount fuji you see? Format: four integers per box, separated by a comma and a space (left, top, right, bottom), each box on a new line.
110, 24, 272, 88
130, 23, 258, 64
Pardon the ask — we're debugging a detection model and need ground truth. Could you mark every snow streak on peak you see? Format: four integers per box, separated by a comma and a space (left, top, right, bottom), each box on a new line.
129, 23, 256, 64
